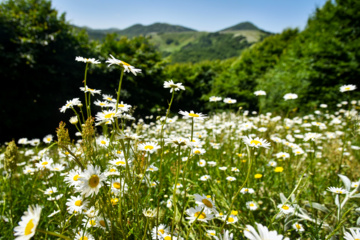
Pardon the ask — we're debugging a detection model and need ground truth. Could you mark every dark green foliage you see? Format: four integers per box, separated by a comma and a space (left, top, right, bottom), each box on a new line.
0, 0, 94, 142
258, 0, 360, 113
207, 29, 299, 110
171, 33, 252, 63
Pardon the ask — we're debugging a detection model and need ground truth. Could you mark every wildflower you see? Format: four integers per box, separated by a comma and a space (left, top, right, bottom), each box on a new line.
327, 186, 348, 194
185, 206, 214, 223
106, 54, 142, 76
340, 84, 356, 92
304, 132, 322, 141
146, 165, 158, 172
344, 229, 360, 240
240, 188, 255, 194
95, 110, 120, 125
292, 222, 305, 232
109, 158, 128, 167
246, 201, 258, 210
283, 93, 298, 100
223, 97, 237, 104
254, 90, 266, 96
42, 134, 53, 144
35, 156, 53, 170
231, 167, 239, 172
199, 175, 211, 181
143, 208, 157, 218
275, 152, 289, 159
163, 80, 185, 93
75, 56, 100, 64
267, 160, 277, 167
80, 85, 101, 95
44, 187, 58, 195
97, 217, 111, 231
96, 136, 110, 148
66, 196, 89, 214
78, 165, 106, 197
64, 169, 82, 187
277, 204, 294, 214
151, 224, 170, 239
69, 116, 78, 125
226, 215, 238, 224
226, 176, 236, 181
209, 96, 222, 102
243, 136, 271, 149
82, 217, 98, 228
18, 138, 28, 145
60, 98, 81, 113
74, 230, 95, 240
14, 205, 42, 240
179, 110, 207, 120
192, 148, 206, 155
194, 194, 217, 213
274, 167, 284, 173
244, 223, 285, 240
197, 159, 206, 167
254, 174, 263, 179
138, 141, 161, 154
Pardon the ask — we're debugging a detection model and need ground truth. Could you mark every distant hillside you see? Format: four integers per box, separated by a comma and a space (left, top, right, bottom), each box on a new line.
219, 21, 261, 31
77, 21, 272, 62
118, 23, 196, 37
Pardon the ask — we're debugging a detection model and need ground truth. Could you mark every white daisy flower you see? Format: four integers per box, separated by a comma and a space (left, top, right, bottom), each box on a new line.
243, 136, 271, 149
185, 206, 214, 223
106, 54, 142, 76
340, 84, 356, 92
164, 80, 185, 93
178, 110, 207, 120
14, 205, 42, 240
75, 56, 100, 64
66, 196, 89, 214
77, 165, 106, 197
138, 141, 161, 154
292, 222, 305, 232
244, 223, 285, 240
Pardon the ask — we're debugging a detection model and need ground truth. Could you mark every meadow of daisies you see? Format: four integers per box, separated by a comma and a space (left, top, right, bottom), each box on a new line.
1, 55, 360, 240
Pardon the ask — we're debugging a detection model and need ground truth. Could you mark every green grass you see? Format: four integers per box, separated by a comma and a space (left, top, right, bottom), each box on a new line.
1, 62, 359, 240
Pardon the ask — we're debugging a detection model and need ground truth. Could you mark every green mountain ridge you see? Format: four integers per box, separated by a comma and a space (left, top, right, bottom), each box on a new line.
76, 21, 272, 62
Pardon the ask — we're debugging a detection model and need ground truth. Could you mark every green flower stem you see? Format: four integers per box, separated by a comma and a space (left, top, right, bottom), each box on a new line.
185, 207, 205, 240
156, 90, 176, 230
142, 217, 149, 240
36, 228, 71, 240
171, 145, 182, 238
190, 118, 194, 142
83, 62, 89, 118
219, 145, 253, 233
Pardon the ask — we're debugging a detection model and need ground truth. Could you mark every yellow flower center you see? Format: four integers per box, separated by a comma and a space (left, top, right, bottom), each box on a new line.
116, 161, 125, 165
250, 140, 262, 145
121, 61, 131, 67
89, 220, 96, 226
73, 175, 80, 181
296, 224, 301, 229
104, 113, 115, 119
79, 237, 88, 240
99, 220, 106, 227
42, 162, 48, 165
149, 168, 154, 171
195, 212, 206, 219
89, 175, 100, 188
118, 104, 125, 107
231, 210, 238, 215
49, 190, 53, 193
111, 198, 119, 205
164, 237, 171, 240
194, 150, 201, 154
25, 219, 34, 235
282, 205, 289, 210
189, 113, 199, 117
144, 145, 154, 150
250, 203, 254, 207
345, 87, 351, 90
110, 168, 116, 172
159, 229, 165, 234
100, 140, 107, 145
75, 200, 82, 206
210, 232, 216, 236
228, 217, 235, 222
202, 199, 213, 208
47, 138, 51, 141
113, 182, 121, 189
255, 174, 262, 179
106, 97, 112, 101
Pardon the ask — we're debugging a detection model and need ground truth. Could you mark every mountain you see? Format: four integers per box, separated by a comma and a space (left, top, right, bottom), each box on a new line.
118, 23, 196, 37
219, 21, 262, 31
77, 22, 272, 62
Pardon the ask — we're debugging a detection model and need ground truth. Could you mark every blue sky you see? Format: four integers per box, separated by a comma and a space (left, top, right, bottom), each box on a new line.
51, 0, 328, 33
